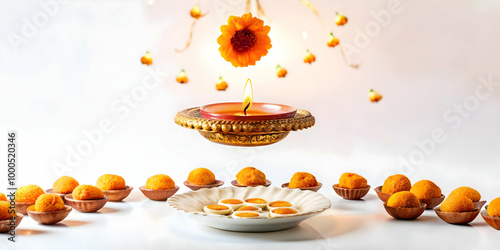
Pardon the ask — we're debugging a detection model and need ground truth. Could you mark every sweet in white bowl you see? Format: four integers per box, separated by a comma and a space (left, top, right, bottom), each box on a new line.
167, 186, 331, 232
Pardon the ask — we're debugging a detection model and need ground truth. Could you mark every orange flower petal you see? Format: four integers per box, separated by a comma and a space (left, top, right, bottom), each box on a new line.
217, 13, 271, 67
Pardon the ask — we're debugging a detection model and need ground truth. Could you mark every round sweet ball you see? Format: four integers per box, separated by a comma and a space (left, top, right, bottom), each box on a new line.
15, 185, 45, 202
0, 201, 16, 220
145, 174, 175, 190
187, 168, 216, 186
236, 167, 266, 186
289, 172, 318, 188
0, 192, 7, 202
487, 197, 500, 217
72, 185, 105, 200
410, 180, 441, 201
35, 194, 65, 212
387, 191, 421, 208
449, 187, 481, 202
53, 176, 79, 194
96, 174, 126, 191
382, 174, 411, 194
440, 195, 475, 213
339, 173, 368, 189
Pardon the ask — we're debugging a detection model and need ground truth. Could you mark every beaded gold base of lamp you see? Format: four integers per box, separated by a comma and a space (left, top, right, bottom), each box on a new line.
174, 107, 315, 146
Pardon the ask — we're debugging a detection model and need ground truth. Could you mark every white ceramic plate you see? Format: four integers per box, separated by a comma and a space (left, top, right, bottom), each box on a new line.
167, 186, 331, 232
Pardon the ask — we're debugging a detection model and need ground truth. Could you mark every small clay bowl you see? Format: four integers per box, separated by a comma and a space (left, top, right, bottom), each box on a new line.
383, 203, 427, 220
15, 202, 35, 215
481, 206, 500, 230
282, 182, 323, 192
421, 194, 445, 210
374, 186, 392, 202
64, 194, 109, 213
102, 186, 134, 202
139, 186, 179, 201
0, 214, 23, 233
434, 207, 480, 225
474, 200, 487, 210
231, 180, 272, 188
27, 205, 72, 225
45, 189, 70, 204
332, 184, 370, 200
184, 180, 224, 191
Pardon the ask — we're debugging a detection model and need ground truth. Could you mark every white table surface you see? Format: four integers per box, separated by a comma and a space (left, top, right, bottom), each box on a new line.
3, 187, 499, 250
2, 0, 500, 249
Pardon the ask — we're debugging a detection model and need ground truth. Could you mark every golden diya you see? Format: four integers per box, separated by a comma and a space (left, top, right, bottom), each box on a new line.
174, 13, 314, 146
175, 79, 315, 146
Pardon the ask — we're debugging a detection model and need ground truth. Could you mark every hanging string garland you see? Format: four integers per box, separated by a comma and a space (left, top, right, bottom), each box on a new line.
140, 51, 153, 65
176, 69, 188, 84
245, 0, 267, 19
369, 89, 383, 102
299, 0, 327, 28
171, 1, 359, 69
216, 76, 228, 91
296, 2, 360, 68
166, 2, 362, 87
175, 4, 208, 52
276, 65, 288, 78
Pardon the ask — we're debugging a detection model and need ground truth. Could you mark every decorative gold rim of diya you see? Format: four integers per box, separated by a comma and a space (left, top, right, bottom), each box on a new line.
174, 107, 315, 146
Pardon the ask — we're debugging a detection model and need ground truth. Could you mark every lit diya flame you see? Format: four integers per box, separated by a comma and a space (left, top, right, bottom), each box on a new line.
242, 78, 253, 115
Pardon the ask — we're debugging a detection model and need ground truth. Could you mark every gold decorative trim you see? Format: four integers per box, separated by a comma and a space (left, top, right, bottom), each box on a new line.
174, 107, 315, 146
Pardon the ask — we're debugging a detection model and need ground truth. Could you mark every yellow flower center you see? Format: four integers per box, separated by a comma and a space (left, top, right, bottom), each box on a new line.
231, 29, 256, 52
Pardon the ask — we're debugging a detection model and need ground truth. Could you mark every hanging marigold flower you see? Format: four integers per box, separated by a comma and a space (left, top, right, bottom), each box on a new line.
304, 50, 316, 64
327, 33, 340, 47
190, 4, 202, 19
276, 65, 287, 78
140, 51, 153, 65
176, 69, 188, 84
369, 89, 382, 102
335, 12, 348, 26
216, 76, 228, 91
217, 13, 272, 67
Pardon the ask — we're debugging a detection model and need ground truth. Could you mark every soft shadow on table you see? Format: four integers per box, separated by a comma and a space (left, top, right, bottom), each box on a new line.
201, 223, 325, 242
333, 196, 376, 211
359, 193, 377, 201
412, 215, 439, 222
122, 191, 144, 202
16, 229, 46, 235
470, 221, 489, 227
104, 202, 133, 215
50, 220, 91, 227
172, 214, 365, 243
97, 207, 119, 214
303, 214, 365, 239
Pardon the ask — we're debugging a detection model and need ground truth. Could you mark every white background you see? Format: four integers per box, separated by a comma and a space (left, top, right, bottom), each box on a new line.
1, 0, 500, 249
